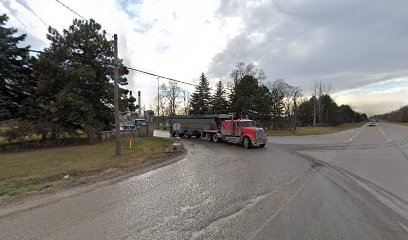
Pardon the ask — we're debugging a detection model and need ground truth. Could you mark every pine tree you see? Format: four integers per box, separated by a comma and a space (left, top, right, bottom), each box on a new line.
0, 14, 34, 121
34, 19, 131, 143
230, 75, 271, 120
189, 73, 211, 114
270, 81, 285, 130
211, 80, 229, 114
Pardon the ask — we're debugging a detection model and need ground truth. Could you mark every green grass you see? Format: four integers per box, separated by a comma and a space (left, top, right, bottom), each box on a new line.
267, 122, 365, 136
389, 122, 408, 127
0, 137, 172, 198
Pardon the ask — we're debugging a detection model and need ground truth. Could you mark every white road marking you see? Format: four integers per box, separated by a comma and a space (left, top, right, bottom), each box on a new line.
348, 127, 364, 143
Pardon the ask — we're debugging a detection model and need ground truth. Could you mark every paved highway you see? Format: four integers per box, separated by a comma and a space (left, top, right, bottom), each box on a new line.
1, 123, 408, 239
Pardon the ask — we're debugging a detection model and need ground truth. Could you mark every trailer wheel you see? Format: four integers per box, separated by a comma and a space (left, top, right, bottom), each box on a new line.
212, 133, 220, 143
206, 133, 212, 141
243, 137, 251, 149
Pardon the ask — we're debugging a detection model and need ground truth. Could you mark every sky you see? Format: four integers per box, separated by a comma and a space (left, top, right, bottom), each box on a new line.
1, 0, 407, 116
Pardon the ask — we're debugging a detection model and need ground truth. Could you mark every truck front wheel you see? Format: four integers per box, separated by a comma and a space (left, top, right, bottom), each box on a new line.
243, 137, 251, 149
212, 134, 220, 143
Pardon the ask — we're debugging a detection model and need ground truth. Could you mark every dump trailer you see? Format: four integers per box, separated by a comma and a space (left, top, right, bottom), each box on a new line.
170, 114, 267, 148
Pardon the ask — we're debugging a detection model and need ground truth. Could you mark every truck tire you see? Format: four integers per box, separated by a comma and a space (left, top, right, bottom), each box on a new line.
260, 144, 265, 147
206, 133, 212, 141
243, 137, 251, 149
212, 133, 220, 143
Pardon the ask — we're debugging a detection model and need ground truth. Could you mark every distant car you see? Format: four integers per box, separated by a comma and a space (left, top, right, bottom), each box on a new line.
134, 119, 147, 127
368, 121, 376, 127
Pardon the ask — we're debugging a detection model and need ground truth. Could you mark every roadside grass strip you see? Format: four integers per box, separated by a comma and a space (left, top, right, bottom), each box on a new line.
267, 122, 365, 136
0, 137, 172, 199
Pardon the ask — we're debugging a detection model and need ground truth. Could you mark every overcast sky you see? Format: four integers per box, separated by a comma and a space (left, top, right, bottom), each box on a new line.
1, 0, 407, 116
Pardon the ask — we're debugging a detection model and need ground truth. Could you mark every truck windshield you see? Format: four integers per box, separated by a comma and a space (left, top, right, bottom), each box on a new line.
240, 121, 254, 127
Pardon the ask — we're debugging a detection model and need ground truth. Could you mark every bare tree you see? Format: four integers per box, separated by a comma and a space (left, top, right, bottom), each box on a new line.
181, 89, 190, 115
276, 80, 303, 130
270, 79, 287, 130
282, 84, 295, 125
291, 86, 302, 131
312, 80, 333, 126
312, 81, 318, 127
160, 81, 182, 116
230, 62, 266, 87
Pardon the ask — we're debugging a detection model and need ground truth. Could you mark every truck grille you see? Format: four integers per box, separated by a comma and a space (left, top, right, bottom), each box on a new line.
256, 129, 264, 140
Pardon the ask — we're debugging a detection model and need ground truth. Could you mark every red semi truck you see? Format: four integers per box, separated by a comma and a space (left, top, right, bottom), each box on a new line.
169, 114, 267, 148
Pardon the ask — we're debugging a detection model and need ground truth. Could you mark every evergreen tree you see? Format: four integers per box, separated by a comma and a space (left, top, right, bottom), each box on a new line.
231, 75, 259, 116
211, 80, 229, 114
189, 73, 211, 114
34, 19, 133, 143
0, 14, 35, 121
320, 94, 339, 125
270, 80, 285, 129
298, 98, 314, 126
230, 75, 271, 123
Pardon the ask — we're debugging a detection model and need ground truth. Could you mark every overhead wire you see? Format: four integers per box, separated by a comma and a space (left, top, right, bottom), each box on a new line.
54, 0, 113, 38
25, 49, 199, 88
26, 1, 201, 88
52, 0, 199, 88
126, 67, 198, 87
54, 0, 86, 21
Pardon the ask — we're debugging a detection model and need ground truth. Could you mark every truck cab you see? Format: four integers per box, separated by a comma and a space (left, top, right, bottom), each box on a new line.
220, 119, 267, 148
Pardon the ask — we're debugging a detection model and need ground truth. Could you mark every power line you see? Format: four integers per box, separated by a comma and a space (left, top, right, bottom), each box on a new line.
54, 0, 113, 38
126, 67, 198, 87
25, 49, 199, 88
45, 2, 198, 88
55, 0, 86, 21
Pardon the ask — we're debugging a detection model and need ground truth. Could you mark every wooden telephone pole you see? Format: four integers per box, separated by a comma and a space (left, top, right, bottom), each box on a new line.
113, 34, 121, 156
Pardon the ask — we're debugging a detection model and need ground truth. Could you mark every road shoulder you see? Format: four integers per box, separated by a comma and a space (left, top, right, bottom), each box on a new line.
0, 148, 187, 218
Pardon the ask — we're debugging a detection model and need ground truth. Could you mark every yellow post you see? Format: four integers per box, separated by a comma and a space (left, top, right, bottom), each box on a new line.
129, 131, 133, 149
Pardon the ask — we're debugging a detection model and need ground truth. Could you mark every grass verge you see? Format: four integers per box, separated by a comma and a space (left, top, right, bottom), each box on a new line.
267, 122, 365, 136
0, 137, 172, 199
388, 122, 408, 127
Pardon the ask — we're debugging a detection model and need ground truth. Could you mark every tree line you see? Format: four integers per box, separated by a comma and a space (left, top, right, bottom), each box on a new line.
185, 63, 367, 129
373, 106, 408, 123
1, 13, 367, 144
1, 15, 135, 143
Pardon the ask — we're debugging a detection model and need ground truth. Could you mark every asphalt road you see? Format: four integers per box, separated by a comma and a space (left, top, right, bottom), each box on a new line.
1, 123, 408, 239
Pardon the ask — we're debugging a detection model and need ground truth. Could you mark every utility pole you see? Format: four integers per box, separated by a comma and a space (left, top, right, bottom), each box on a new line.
113, 34, 121, 156
157, 77, 160, 127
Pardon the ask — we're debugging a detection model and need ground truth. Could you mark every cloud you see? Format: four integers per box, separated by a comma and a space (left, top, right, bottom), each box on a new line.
1, 0, 407, 114
333, 79, 408, 116
209, 0, 408, 91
